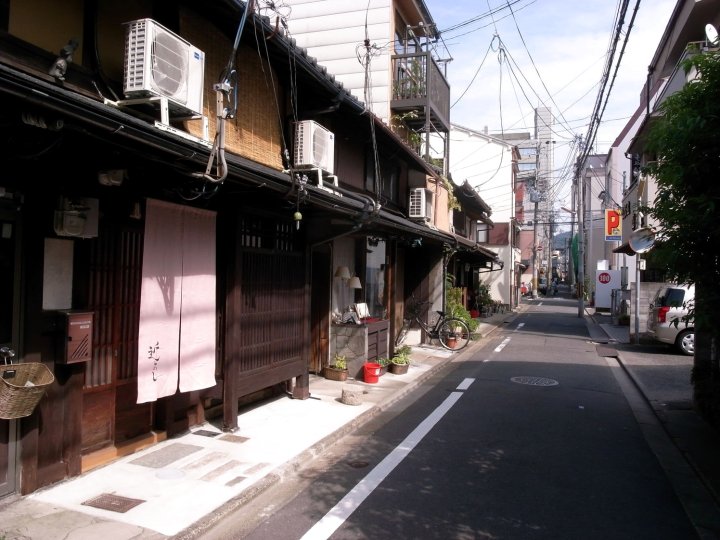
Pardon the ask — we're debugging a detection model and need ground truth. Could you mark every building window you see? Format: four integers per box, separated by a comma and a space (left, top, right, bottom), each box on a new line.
366, 149, 399, 203
364, 237, 386, 319
476, 222, 489, 243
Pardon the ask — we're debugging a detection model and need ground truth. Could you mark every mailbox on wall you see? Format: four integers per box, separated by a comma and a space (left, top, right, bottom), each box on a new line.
58, 311, 93, 364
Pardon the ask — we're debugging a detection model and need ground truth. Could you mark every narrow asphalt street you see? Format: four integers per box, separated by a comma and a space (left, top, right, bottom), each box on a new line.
2, 286, 720, 539
202, 288, 720, 540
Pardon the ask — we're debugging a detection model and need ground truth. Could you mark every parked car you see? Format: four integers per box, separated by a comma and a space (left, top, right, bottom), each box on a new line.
647, 284, 695, 355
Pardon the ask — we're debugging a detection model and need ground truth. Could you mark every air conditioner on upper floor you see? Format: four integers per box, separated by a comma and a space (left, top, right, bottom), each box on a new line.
409, 188, 433, 220
294, 120, 335, 175
123, 18, 205, 117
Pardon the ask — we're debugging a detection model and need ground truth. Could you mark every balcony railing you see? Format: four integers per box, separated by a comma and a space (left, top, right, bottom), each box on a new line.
391, 51, 450, 132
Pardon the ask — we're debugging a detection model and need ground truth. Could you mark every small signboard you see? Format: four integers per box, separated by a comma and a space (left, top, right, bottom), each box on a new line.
605, 209, 622, 242
595, 270, 621, 309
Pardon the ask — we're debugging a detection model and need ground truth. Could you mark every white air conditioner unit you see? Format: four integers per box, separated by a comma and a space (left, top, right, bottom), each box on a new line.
123, 18, 205, 117
294, 120, 335, 175
409, 188, 433, 220
53, 197, 99, 238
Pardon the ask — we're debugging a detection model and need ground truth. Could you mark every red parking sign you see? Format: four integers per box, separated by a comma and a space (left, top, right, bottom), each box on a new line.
605, 209, 621, 241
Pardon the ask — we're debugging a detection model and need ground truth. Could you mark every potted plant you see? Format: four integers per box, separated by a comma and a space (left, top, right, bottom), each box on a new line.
389, 345, 411, 374
446, 285, 480, 333
472, 284, 493, 318
324, 354, 348, 381
377, 357, 389, 376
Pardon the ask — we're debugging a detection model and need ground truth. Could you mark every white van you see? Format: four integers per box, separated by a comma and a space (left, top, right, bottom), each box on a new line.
647, 284, 695, 355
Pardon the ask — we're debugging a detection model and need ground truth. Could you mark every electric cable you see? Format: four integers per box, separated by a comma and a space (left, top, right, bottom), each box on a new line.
503, 0, 575, 137
577, 0, 636, 169
451, 40, 494, 109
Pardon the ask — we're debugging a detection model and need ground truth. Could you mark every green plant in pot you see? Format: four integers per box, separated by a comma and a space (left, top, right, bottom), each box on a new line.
446, 285, 480, 333
324, 354, 348, 381
390, 345, 411, 374
377, 356, 389, 375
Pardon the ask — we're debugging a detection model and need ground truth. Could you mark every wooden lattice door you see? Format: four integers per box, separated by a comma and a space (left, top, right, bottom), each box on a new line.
82, 224, 149, 453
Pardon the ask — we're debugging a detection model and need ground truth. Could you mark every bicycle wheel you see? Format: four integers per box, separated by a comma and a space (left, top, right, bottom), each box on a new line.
395, 321, 410, 347
438, 318, 470, 350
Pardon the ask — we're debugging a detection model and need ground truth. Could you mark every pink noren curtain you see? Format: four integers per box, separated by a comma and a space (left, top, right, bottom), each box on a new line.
137, 199, 216, 404
179, 205, 217, 392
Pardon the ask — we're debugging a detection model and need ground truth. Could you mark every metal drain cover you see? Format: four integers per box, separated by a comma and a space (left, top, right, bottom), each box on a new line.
82, 493, 145, 513
192, 429, 221, 438
511, 376, 559, 386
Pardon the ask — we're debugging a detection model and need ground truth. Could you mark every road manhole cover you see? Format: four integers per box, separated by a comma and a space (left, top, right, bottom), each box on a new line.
511, 376, 559, 386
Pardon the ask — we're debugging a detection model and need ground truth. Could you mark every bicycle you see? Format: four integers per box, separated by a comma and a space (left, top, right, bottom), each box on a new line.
395, 299, 471, 351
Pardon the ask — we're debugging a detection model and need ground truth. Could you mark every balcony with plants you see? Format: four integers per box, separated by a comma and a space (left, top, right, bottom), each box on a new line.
390, 51, 450, 164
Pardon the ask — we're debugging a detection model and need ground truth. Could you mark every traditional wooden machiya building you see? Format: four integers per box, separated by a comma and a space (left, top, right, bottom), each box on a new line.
0, 0, 496, 497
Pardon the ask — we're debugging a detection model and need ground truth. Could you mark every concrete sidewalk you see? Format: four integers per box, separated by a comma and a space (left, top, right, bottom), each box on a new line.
0, 311, 512, 540
589, 309, 720, 535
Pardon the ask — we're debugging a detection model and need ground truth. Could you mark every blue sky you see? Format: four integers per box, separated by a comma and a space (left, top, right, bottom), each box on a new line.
424, 0, 677, 204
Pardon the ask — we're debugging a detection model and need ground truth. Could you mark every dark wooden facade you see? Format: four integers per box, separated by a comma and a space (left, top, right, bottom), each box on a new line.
0, 0, 474, 498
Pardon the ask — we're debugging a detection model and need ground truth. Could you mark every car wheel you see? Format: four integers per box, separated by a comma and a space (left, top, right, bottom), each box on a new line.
676, 329, 694, 356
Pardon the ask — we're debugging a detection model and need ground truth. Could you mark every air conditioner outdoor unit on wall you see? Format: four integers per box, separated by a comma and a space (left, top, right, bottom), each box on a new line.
53, 197, 99, 238
123, 18, 205, 117
294, 120, 335, 175
409, 188, 432, 220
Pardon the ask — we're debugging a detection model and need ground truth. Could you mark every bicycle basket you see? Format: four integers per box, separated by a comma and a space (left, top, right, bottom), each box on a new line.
0, 363, 55, 419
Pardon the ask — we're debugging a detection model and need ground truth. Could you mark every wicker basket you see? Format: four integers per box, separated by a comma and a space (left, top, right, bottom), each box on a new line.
0, 363, 55, 420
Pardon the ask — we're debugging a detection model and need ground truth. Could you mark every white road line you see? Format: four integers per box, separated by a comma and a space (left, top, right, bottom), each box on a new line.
494, 337, 511, 353
300, 382, 474, 540
456, 378, 474, 391
482, 323, 521, 361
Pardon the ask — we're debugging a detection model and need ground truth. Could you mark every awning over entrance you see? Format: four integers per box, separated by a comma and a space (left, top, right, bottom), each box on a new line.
451, 234, 503, 272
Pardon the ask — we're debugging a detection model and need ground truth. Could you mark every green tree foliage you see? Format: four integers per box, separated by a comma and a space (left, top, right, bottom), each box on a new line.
644, 49, 720, 427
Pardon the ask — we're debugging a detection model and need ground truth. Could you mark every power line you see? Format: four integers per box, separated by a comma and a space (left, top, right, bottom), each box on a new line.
438, 0, 536, 36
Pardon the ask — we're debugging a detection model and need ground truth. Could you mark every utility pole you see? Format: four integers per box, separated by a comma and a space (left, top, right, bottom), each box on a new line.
546, 212, 551, 277
543, 140, 555, 280
532, 198, 539, 297
569, 185, 575, 287
577, 159, 585, 318
547, 212, 554, 277
531, 144, 541, 298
